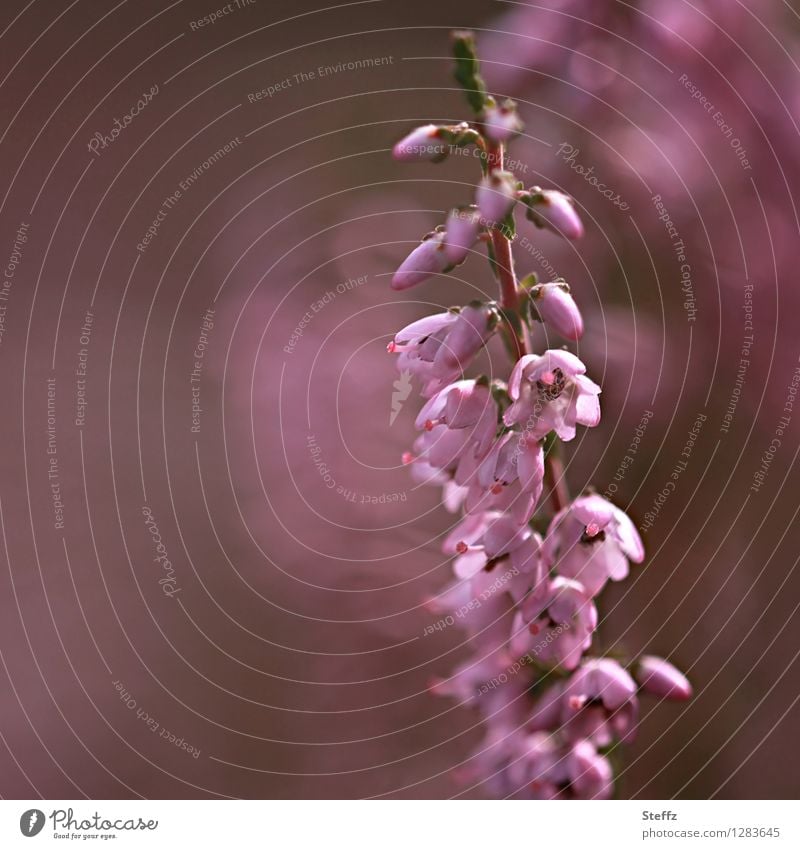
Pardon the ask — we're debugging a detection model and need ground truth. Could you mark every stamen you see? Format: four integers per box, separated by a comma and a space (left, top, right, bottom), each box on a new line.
568, 695, 586, 712
386, 341, 396, 353
490, 482, 505, 495
455, 541, 469, 554
401, 452, 415, 465
529, 622, 541, 635
585, 521, 600, 538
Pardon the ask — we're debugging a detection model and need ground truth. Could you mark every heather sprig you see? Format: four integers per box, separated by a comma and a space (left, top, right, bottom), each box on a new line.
387, 33, 691, 800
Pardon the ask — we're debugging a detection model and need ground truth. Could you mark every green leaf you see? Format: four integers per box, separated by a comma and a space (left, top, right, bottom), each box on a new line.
452, 30, 489, 115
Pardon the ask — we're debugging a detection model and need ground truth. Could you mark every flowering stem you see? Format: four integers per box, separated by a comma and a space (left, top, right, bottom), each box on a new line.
486, 141, 529, 361
487, 140, 568, 513
543, 439, 570, 514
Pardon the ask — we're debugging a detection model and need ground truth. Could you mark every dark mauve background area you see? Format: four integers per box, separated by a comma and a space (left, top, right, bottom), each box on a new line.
0, 0, 798, 799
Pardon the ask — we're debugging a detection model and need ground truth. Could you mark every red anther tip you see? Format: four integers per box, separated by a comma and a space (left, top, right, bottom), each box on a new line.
585, 522, 600, 538
490, 482, 504, 495
529, 622, 540, 635
540, 370, 555, 386
386, 341, 396, 353
424, 419, 435, 431
401, 452, 415, 465
569, 695, 584, 711
455, 541, 469, 554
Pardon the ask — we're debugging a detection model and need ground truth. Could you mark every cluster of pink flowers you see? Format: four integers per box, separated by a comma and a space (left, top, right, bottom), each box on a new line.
388, 33, 691, 799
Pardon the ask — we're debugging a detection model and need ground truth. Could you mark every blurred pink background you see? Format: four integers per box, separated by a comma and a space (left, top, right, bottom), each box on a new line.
0, 0, 798, 799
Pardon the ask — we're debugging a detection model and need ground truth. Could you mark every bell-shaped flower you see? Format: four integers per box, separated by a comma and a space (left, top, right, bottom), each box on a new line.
524, 187, 584, 239
543, 493, 645, 597
568, 740, 614, 800
635, 655, 693, 701
504, 349, 601, 441
476, 170, 517, 225
389, 304, 498, 396
530, 280, 584, 341
391, 231, 452, 290
443, 206, 482, 265
460, 431, 545, 523
416, 379, 498, 459
561, 658, 639, 745
512, 576, 597, 670
392, 124, 448, 161
482, 100, 523, 143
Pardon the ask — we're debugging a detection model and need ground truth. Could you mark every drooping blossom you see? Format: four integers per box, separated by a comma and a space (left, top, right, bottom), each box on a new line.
443, 206, 482, 264
543, 493, 645, 596
512, 576, 597, 670
561, 658, 639, 745
482, 100, 523, 143
465, 430, 545, 523
530, 281, 584, 341
523, 187, 584, 239
507, 732, 613, 799
389, 304, 498, 396
504, 349, 601, 441
635, 655, 693, 701
476, 170, 517, 224
416, 379, 498, 458
391, 231, 452, 290
392, 124, 449, 161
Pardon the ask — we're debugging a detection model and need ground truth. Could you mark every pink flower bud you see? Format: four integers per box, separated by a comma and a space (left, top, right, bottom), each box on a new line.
476, 170, 517, 225
525, 188, 584, 239
483, 101, 523, 143
443, 207, 481, 264
636, 655, 693, 701
392, 125, 449, 161
532, 281, 584, 340
391, 232, 451, 290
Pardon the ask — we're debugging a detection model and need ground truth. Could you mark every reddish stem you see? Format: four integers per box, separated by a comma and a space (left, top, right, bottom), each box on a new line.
486, 140, 569, 513
486, 142, 529, 359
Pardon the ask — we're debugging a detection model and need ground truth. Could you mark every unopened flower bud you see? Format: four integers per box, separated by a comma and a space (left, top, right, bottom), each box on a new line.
525, 188, 584, 239
391, 232, 451, 290
636, 655, 692, 701
531, 280, 584, 340
392, 125, 449, 161
476, 170, 517, 225
443, 207, 481, 264
483, 100, 523, 143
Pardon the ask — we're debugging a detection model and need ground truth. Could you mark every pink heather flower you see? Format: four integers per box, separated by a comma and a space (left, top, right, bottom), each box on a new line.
391, 231, 452, 290
525, 188, 584, 239
561, 658, 638, 745
482, 101, 523, 143
543, 493, 645, 597
429, 649, 512, 704
636, 655, 693, 701
512, 576, 597, 670
568, 739, 614, 800
504, 349, 601, 441
389, 305, 497, 396
476, 170, 517, 224
443, 206, 482, 264
443, 511, 546, 597
508, 733, 612, 800
392, 124, 448, 161
462, 431, 544, 523
531, 281, 584, 341
416, 379, 498, 458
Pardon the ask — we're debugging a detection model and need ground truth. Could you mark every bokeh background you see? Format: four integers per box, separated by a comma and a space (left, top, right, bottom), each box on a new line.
0, 0, 798, 799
